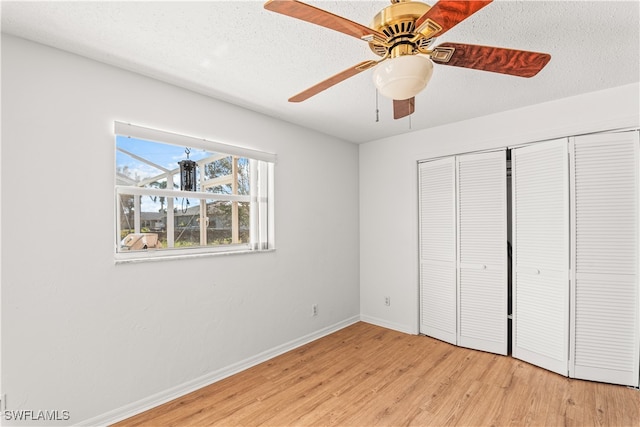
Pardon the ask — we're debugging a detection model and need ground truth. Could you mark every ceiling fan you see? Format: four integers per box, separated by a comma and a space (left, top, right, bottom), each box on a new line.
264, 0, 551, 119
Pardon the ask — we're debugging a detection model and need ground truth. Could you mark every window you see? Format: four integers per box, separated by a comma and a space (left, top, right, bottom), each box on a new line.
114, 122, 275, 261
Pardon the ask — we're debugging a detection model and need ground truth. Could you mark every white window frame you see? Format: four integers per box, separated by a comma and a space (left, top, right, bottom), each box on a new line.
114, 122, 276, 263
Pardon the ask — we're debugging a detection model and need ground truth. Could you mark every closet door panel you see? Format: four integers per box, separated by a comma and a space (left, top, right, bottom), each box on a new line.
570, 131, 639, 387
420, 261, 457, 343
457, 151, 507, 354
513, 272, 569, 371
512, 139, 570, 376
458, 268, 506, 352
419, 157, 457, 344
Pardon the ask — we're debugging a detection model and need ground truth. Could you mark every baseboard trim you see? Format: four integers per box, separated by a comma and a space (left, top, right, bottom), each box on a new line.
360, 315, 417, 335
80, 315, 360, 427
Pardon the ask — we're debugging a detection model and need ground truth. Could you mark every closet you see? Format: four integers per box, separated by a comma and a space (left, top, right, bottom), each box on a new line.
418, 130, 639, 387
419, 150, 508, 355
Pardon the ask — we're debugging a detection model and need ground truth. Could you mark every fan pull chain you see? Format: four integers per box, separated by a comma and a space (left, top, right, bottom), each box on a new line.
409, 114, 412, 130
375, 89, 380, 123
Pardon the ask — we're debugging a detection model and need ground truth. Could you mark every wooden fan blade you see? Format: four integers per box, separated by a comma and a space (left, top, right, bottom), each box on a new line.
415, 0, 492, 38
264, 0, 386, 41
393, 98, 415, 120
432, 43, 551, 77
289, 60, 378, 102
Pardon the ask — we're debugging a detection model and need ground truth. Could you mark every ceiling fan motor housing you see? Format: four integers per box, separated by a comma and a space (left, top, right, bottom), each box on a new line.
369, 0, 435, 58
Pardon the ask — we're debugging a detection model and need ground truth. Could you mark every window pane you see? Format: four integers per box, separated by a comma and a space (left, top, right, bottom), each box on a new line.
203, 156, 250, 195
118, 194, 166, 251
174, 198, 201, 248
205, 201, 250, 245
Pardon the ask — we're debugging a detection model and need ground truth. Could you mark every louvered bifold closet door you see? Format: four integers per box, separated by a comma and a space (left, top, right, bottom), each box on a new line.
570, 131, 639, 387
419, 157, 457, 344
457, 151, 508, 355
512, 139, 570, 376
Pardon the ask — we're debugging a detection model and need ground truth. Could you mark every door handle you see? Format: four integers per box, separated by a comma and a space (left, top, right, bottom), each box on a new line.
459, 263, 488, 270
518, 267, 541, 275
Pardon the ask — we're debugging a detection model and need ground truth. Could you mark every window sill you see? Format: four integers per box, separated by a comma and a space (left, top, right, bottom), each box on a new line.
114, 246, 275, 265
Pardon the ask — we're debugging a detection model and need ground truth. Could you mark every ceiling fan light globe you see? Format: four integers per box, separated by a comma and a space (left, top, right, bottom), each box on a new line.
372, 55, 434, 100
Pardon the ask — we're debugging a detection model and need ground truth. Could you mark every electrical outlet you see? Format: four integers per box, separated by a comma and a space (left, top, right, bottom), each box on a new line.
385, 296, 391, 306
312, 304, 318, 316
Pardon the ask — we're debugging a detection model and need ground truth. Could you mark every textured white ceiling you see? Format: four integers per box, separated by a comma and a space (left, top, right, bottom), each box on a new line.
2, 1, 639, 143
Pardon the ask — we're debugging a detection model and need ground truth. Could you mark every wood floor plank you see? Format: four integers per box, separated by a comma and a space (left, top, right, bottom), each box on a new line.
113, 322, 640, 427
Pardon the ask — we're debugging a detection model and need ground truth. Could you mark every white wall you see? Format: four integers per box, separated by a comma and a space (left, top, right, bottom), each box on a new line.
359, 82, 640, 334
0, 35, 360, 425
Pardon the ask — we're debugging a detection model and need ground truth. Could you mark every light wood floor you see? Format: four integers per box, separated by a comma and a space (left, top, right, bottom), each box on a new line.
114, 322, 639, 426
